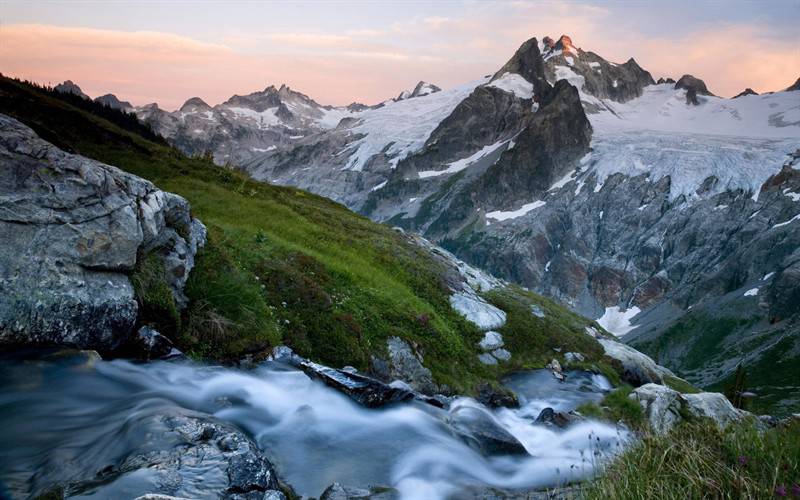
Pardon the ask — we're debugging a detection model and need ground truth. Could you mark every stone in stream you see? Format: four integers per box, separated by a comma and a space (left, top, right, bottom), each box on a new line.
535, 407, 583, 429
58, 412, 283, 500
476, 382, 520, 409
449, 403, 529, 456
320, 482, 397, 500
386, 336, 437, 395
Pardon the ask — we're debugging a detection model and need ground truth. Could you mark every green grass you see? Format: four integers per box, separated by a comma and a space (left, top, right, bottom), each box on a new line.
0, 76, 617, 394
585, 419, 800, 499
577, 385, 644, 428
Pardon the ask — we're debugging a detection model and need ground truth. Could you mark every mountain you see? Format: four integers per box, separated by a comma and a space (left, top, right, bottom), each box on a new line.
130, 84, 358, 166
229, 35, 800, 413
54, 79, 89, 99
94, 93, 133, 110
395, 81, 442, 101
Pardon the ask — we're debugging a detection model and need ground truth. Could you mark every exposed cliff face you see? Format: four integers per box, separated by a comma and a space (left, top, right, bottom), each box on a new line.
0, 114, 206, 351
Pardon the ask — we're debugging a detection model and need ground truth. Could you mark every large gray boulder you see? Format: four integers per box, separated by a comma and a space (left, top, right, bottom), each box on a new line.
0, 114, 206, 351
630, 383, 746, 435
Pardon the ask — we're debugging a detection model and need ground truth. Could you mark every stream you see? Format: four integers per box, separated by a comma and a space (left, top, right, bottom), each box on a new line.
0, 352, 629, 499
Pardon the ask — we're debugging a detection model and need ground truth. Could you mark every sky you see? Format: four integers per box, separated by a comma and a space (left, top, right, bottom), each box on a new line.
1, 0, 798, 110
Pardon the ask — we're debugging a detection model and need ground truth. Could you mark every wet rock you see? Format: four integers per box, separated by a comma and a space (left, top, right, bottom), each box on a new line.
535, 407, 582, 428
67, 412, 282, 499
386, 336, 437, 394
125, 326, 176, 360
297, 360, 415, 408
0, 115, 205, 352
320, 482, 397, 500
476, 383, 519, 408
449, 403, 529, 456
478, 331, 505, 350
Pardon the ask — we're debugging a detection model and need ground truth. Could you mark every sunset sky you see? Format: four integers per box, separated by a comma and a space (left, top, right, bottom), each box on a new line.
2, 0, 798, 109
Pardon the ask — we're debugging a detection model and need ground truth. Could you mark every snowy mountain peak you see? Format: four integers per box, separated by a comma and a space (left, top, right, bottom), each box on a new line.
492, 37, 550, 98
733, 88, 759, 98
54, 80, 89, 100
554, 35, 577, 54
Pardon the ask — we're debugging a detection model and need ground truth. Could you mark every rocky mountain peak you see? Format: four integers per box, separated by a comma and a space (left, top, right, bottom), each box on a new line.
553, 35, 576, 53
94, 94, 133, 110
656, 77, 676, 84
733, 88, 758, 98
395, 81, 442, 102
180, 97, 211, 112
785, 76, 800, 92
492, 37, 551, 98
54, 80, 89, 100
674, 74, 713, 96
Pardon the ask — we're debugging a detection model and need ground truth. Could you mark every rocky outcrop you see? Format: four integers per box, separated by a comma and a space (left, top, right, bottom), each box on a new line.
674, 74, 713, 96
0, 114, 206, 351
597, 337, 674, 386
733, 88, 758, 98
630, 383, 745, 434
785, 77, 800, 92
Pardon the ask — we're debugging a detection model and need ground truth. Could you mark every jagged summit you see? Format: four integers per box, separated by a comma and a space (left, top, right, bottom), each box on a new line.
733, 88, 758, 98
656, 77, 676, 84
94, 94, 133, 110
491, 36, 551, 98
54, 80, 89, 100
180, 97, 211, 111
395, 81, 442, 101
785, 76, 800, 92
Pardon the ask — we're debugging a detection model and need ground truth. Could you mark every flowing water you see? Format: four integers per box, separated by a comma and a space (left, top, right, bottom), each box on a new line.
0, 352, 629, 499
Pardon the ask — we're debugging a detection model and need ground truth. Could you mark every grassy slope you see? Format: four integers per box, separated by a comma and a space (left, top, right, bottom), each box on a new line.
0, 76, 614, 393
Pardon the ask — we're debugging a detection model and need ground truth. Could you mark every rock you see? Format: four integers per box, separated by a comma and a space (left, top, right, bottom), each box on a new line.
449, 402, 529, 456
732, 88, 758, 98
449, 292, 507, 330
785, 76, 800, 92
320, 483, 396, 500
478, 353, 498, 365
535, 407, 582, 428
476, 382, 519, 408
0, 115, 206, 352
491, 348, 511, 362
629, 383, 684, 435
125, 326, 176, 360
597, 338, 673, 386
674, 74, 713, 96
685, 87, 700, 105
546, 359, 563, 373
68, 411, 282, 499
530, 304, 546, 318
478, 331, 504, 350
564, 352, 585, 363
631, 384, 745, 435
683, 392, 744, 425
386, 336, 437, 394
297, 360, 415, 408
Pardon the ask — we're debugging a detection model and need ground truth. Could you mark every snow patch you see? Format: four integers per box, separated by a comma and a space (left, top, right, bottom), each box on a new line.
370, 180, 388, 192
762, 272, 775, 281
597, 306, 641, 337
418, 139, 506, 178
487, 72, 535, 99
486, 200, 546, 221
743, 287, 759, 297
